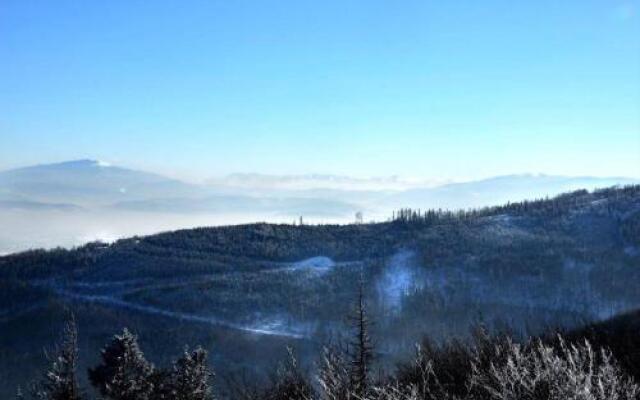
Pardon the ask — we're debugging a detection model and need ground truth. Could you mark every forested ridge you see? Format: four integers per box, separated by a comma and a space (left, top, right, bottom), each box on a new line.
1, 185, 640, 399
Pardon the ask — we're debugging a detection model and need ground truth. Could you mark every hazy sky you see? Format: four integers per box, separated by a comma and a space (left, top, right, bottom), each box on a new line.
1, 1, 639, 181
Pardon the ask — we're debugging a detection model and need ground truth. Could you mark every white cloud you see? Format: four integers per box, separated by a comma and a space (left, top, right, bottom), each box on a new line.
208, 173, 445, 191
96, 160, 112, 167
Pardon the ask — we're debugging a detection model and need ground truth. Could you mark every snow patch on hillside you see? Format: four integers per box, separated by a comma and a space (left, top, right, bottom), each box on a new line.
291, 256, 336, 272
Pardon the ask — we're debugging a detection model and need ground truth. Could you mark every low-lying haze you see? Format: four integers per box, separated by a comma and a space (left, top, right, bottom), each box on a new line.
0, 160, 637, 254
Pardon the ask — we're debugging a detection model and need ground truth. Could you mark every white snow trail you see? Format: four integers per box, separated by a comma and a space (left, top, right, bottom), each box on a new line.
50, 286, 307, 339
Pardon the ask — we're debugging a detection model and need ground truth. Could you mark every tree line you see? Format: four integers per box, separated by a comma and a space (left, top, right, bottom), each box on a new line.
18, 291, 640, 400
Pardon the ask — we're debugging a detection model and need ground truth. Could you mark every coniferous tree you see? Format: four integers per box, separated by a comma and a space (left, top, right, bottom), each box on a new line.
168, 347, 214, 400
33, 316, 83, 400
147, 369, 173, 399
348, 279, 373, 398
88, 328, 154, 400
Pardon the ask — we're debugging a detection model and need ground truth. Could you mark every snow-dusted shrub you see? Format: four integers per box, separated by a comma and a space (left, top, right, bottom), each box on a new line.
371, 384, 421, 400
392, 328, 513, 400
472, 336, 640, 400
261, 347, 313, 400
318, 346, 351, 400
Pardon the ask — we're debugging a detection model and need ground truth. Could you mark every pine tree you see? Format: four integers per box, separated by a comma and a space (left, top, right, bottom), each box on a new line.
88, 328, 154, 400
33, 316, 83, 400
348, 279, 373, 398
168, 347, 214, 400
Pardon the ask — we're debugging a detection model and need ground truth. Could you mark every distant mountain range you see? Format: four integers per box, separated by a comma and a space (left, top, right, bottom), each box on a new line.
0, 159, 203, 208
385, 174, 640, 210
0, 160, 637, 216
0, 160, 360, 216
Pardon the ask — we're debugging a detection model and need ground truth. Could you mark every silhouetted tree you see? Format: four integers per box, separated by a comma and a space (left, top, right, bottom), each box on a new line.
348, 279, 373, 397
88, 328, 154, 400
32, 316, 83, 400
167, 347, 214, 400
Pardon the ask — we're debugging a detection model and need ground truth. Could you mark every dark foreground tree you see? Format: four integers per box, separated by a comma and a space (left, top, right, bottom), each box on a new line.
88, 328, 155, 400
348, 279, 373, 398
168, 347, 215, 400
31, 316, 83, 400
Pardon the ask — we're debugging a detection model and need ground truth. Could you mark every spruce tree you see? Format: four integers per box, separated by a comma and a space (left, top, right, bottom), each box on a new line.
348, 279, 373, 397
168, 347, 214, 400
88, 328, 154, 400
33, 316, 83, 400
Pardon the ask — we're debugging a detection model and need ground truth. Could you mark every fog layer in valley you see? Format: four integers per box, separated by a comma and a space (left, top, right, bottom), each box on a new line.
0, 209, 344, 255
0, 160, 637, 254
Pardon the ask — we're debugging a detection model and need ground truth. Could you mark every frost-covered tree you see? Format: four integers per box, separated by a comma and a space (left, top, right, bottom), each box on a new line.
88, 328, 154, 400
167, 347, 214, 400
32, 316, 83, 400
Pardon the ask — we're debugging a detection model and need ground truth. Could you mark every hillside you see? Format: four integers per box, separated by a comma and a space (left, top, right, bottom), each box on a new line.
1, 185, 639, 397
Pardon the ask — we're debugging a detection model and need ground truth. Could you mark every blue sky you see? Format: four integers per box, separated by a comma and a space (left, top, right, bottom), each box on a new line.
1, 0, 639, 181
